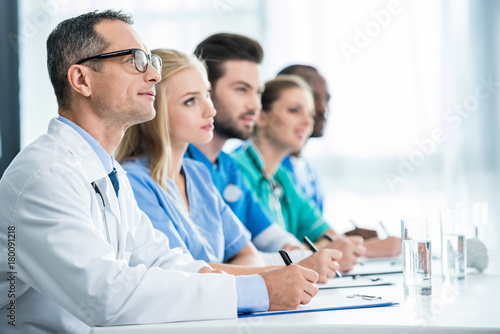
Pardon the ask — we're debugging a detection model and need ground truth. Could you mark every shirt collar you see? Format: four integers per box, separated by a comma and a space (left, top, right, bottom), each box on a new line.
185, 144, 214, 168
57, 115, 115, 174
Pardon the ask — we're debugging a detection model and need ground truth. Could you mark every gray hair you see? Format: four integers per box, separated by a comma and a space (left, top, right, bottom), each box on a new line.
46, 10, 133, 109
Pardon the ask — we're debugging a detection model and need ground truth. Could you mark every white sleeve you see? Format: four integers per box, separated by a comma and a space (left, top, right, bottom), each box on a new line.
251, 223, 302, 252
2, 164, 237, 326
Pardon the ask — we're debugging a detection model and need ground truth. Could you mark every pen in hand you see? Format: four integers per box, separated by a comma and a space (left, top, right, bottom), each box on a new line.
378, 220, 390, 238
303, 235, 319, 252
323, 233, 336, 242
303, 236, 342, 278
349, 219, 359, 229
279, 249, 293, 266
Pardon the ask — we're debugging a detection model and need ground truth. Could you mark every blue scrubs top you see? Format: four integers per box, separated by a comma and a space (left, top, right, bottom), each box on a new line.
185, 144, 273, 238
123, 157, 251, 263
282, 155, 324, 213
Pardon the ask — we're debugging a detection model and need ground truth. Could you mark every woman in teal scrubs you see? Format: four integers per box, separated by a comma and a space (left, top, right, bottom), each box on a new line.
232, 76, 401, 268
231, 76, 332, 243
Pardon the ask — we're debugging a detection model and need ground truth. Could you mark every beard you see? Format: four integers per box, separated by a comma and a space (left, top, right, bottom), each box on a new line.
213, 116, 252, 140
310, 114, 326, 138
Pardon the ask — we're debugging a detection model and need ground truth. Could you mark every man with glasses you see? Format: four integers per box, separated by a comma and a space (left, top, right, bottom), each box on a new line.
0, 10, 318, 333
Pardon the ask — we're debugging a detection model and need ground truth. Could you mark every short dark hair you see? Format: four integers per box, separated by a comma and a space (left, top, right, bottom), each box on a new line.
277, 64, 318, 76
193, 33, 263, 88
47, 10, 133, 109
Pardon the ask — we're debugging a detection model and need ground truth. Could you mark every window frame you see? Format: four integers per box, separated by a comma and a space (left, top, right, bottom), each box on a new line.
0, 0, 20, 177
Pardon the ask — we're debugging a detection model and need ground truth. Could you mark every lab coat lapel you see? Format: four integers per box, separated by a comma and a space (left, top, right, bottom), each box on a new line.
48, 118, 106, 183
48, 118, 123, 256
114, 163, 131, 260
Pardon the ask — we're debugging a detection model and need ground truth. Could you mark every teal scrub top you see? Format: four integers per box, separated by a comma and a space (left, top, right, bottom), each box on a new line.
231, 143, 331, 242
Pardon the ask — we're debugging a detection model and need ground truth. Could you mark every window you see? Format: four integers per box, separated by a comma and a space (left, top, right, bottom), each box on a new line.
18, 0, 500, 247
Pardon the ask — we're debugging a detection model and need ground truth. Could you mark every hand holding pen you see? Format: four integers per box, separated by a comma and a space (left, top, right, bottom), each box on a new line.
261, 250, 319, 311
320, 233, 366, 272
279, 248, 342, 284
303, 236, 343, 279
344, 219, 379, 239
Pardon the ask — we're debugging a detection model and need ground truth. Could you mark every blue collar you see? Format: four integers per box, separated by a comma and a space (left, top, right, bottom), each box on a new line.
57, 115, 115, 174
186, 144, 213, 167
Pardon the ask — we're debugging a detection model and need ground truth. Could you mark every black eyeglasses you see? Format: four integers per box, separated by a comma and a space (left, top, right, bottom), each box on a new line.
75, 48, 162, 75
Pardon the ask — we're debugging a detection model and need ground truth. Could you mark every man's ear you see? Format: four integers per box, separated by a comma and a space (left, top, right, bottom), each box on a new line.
67, 65, 92, 98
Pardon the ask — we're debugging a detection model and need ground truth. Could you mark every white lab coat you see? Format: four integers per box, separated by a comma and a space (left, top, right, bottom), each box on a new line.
0, 118, 237, 333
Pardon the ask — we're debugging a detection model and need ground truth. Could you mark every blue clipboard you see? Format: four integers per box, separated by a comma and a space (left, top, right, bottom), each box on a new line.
238, 294, 398, 318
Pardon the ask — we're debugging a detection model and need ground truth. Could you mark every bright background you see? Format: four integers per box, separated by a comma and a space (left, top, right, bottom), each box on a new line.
18, 0, 500, 261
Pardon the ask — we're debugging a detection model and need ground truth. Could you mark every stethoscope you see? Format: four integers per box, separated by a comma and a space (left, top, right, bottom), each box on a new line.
91, 181, 119, 258
186, 147, 243, 203
247, 148, 284, 198
246, 148, 288, 229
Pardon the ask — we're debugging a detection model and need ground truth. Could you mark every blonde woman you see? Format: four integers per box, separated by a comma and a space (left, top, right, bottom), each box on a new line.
116, 49, 340, 283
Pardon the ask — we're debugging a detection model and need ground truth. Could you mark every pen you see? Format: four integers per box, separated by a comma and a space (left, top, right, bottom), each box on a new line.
349, 219, 358, 229
303, 236, 343, 278
279, 249, 293, 266
378, 220, 390, 238
347, 294, 382, 300
303, 236, 319, 252
323, 233, 336, 242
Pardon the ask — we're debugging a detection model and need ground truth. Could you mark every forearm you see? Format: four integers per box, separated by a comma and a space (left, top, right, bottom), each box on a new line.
227, 253, 265, 266
209, 263, 278, 275
252, 224, 302, 252
363, 237, 402, 258
314, 228, 340, 248
226, 243, 266, 266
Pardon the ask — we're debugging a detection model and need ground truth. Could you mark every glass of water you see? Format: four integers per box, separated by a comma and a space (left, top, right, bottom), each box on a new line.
440, 208, 467, 280
401, 218, 432, 297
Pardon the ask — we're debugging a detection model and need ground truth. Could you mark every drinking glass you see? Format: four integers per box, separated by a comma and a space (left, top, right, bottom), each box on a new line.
401, 218, 432, 296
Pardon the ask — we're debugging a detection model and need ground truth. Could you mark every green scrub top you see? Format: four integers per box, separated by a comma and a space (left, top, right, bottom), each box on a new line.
231, 143, 331, 242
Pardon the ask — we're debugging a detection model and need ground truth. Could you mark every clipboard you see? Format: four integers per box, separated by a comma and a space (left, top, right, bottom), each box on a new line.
318, 276, 395, 289
238, 294, 398, 318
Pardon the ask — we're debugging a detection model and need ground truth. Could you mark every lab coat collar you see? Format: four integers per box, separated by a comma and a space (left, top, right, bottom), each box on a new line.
48, 118, 108, 183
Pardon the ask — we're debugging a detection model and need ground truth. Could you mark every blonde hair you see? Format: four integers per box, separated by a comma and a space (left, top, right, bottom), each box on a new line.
116, 49, 207, 189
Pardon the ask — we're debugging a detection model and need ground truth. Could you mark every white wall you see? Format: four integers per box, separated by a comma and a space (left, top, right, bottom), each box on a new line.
18, 0, 500, 262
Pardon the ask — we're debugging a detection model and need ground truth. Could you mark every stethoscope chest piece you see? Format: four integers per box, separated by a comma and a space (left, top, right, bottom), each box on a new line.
223, 184, 242, 203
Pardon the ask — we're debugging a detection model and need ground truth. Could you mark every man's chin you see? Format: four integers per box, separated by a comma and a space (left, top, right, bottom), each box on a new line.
311, 123, 326, 138
146, 108, 156, 121
126, 108, 155, 128
310, 129, 325, 138
214, 125, 252, 141
238, 131, 252, 141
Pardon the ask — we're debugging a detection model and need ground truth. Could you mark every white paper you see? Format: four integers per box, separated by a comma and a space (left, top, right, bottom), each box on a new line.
344, 256, 403, 276
318, 276, 395, 289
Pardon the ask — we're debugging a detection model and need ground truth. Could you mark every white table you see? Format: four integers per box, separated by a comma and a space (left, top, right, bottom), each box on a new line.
91, 270, 500, 333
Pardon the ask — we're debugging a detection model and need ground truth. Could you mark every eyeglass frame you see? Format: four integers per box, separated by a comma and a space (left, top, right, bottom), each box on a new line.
75, 48, 162, 74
